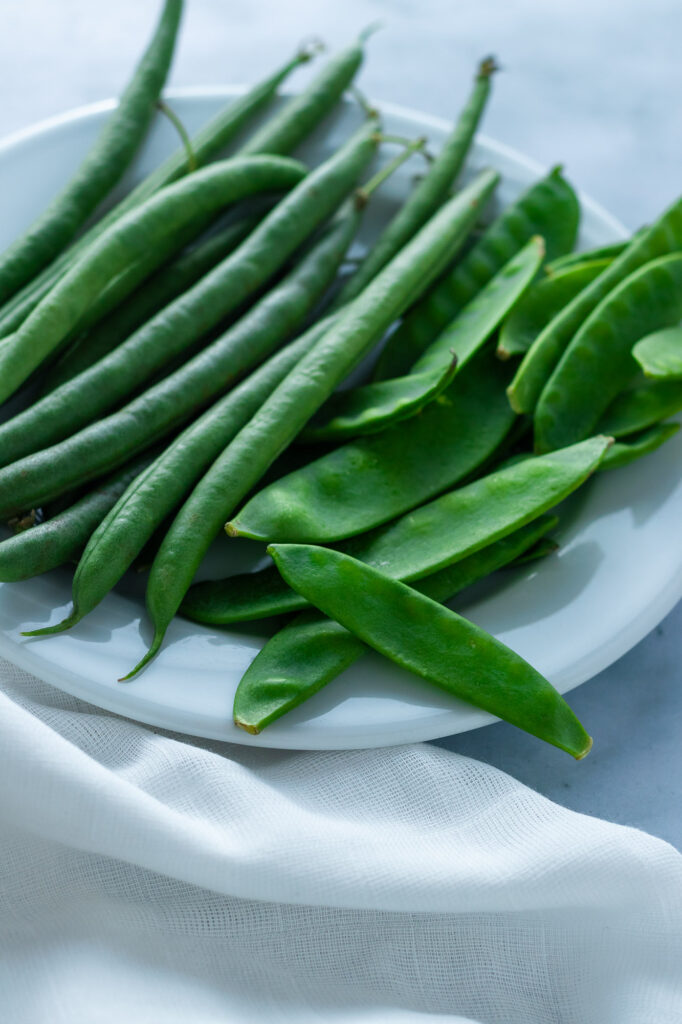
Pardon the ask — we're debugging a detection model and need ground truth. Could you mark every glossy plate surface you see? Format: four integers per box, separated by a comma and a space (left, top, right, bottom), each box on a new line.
0, 89, 679, 749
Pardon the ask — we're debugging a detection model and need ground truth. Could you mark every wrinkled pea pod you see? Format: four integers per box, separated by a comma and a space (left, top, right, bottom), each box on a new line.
497, 258, 611, 360
632, 326, 682, 380
268, 543, 592, 758
599, 422, 679, 471
0, 0, 183, 309
0, 124, 376, 468
534, 253, 682, 452
230, 346, 516, 545
596, 380, 682, 437
334, 56, 498, 306
508, 195, 682, 415
0, 155, 308, 406
194, 436, 609, 623
0, 205, 360, 519
232, 514, 558, 734
130, 182, 511, 676
374, 166, 579, 380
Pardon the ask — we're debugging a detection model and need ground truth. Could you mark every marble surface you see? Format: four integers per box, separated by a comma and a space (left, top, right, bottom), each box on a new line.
1, 0, 680, 847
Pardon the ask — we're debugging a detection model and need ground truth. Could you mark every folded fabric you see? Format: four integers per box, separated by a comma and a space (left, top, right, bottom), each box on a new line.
1, 658, 680, 1023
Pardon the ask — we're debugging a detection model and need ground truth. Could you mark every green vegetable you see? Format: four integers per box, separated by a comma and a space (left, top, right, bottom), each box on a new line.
545, 238, 630, 273
597, 380, 682, 437
632, 326, 682, 380
599, 422, 679, 471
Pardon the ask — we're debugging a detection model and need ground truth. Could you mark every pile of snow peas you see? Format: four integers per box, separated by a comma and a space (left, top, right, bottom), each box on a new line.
1, 2, 680, 757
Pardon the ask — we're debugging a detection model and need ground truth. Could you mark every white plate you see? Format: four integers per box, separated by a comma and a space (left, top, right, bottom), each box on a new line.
0, 88, 679, 749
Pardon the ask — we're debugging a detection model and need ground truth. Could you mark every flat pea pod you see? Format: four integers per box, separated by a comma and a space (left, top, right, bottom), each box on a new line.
44, 211, 265, 392
131, 184, 507, 676
0, 454, 152, 582
374, 166, 579, 380
0, 125, 376, 467
0, 155, 307, 406
229, 347, 515, 545
0, 0, 183, 308
0, 209, 358, 518
534, 253, 682, 452
597, 380, 682, 437
202, 435, 609, 622
299, 358, 457, 442
232, 514, 558, 733
0, 45, 315, 340
268, 543, 592, 758
545, 239, 630, 273
411, 235, 545, 375
496, 258, 611, 360
334, 56, 497, 306
508, 196, 682, 414
599, 422, 679, 471
632, 326, 682, 380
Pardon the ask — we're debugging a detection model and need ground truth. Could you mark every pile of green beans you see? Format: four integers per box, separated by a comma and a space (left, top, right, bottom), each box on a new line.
1, 13, 680, 757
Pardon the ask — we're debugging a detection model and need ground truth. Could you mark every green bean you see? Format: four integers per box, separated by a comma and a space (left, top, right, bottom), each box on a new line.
129, 183, 511, 677
268, 543, 591, 757
198, 435, 608, 623
0, 208, 360, 519
0, 44, 316, 339
496, 258, 611, 360
374, 166, 579, 380
632, 326, 682, 380
508, 195, 682, 414
0, 126, 376, 466
299, 358, 457, 442
0, 0, 183, 308
0, 156, 307, 406
599, 422, 679, 471
508, 535, 559, 566
230, 347, 515, 545
597, 380, 682, 437
0, 454, 153, 581
545, 239, 630, 273
44, 210, 265, 392
333, 56, 498, 306
534, 253, 682, 452
232, 515, 558, 733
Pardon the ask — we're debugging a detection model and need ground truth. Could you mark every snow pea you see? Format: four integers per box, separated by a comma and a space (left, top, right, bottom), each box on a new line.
599, 422, 679, 471
229, 347, 515, 544
232, 514, 558, 733
597, 380, 682, 437
545, 239, 630, 273
534, 253, 682, 452
508, 195, 682, 414
497, 258, 611, 360
374, 166, 579, 380
267, 543, 591, 758
632, 326, 682, 380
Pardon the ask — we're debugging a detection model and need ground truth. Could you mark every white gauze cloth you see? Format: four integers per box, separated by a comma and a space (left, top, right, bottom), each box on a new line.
1, 659, 681, 1024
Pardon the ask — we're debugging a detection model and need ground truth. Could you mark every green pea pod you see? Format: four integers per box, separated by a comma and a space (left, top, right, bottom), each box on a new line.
534, 253, 682, 452
0, 454, 152, 581
599, 422, 679, 471
229, 347, 515, 544
0, 155, 307, 405
0, 0, 183, 308
411, 235, 545, 375
507, 536, 559, 567
299, 358, 457, 442
334, 56, 498, 306
496, 258, 611, 360
0, 124, 376, 468
267, 543, 592, 758
232, 515, 558, 733
201, 435, 609, 623
545, 239, 631, 273
597, 380, 682, 437
0, 44, 316, 339
508, 195, 682, 415
373, 166, 579, 380
632, 326, 682, 380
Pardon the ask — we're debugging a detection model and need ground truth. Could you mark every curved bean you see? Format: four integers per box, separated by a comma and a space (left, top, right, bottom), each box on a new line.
599, 422, 679, 471
374, 166, 579, 380
545, 238, 630, 273
534, 253, 682, 452
232, 514, 559, 733
508, 195, 682, 414
632, 326, 682, 380
597, 380, 682, 437
268, 543, 591, 757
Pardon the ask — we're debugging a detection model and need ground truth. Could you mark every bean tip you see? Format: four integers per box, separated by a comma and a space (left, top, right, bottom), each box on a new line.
478, 55, 500, 78
234, 717, 261, 735
224, 520, 240, 537
574, 734, 593, 760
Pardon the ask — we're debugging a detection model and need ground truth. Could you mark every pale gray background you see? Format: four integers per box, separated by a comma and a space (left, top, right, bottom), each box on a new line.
1, 0, 680, 846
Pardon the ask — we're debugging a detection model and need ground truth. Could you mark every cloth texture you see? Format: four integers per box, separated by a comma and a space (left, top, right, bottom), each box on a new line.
1, 658, 681, 1023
